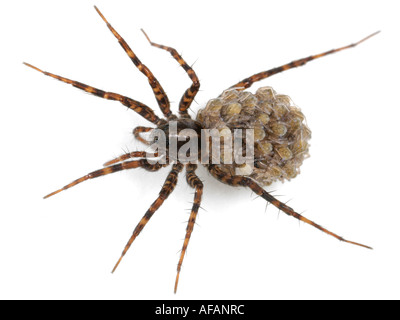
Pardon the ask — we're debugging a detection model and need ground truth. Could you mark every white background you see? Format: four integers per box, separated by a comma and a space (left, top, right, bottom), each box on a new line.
1, 0, 399, 300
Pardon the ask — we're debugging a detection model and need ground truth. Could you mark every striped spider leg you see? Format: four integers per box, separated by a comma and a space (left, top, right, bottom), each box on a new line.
229, 31, 380, 91
208, 165, 371, 249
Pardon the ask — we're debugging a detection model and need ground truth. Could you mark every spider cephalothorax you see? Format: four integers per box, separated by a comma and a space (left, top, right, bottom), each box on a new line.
154, 118, 204, 162
24, 6, 378, 293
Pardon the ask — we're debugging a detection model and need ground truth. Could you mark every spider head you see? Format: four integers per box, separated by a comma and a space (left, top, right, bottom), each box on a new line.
151, 118, 204, 163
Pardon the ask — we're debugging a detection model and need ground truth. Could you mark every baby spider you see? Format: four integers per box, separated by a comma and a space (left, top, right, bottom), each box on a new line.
25, 6, 378, 293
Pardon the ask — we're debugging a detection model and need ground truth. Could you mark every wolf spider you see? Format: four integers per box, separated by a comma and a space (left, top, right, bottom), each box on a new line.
24, 6, 377, 293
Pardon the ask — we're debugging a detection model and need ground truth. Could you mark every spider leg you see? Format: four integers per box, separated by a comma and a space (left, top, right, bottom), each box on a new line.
133, 126, 154, 145
228, 31, 380, 91
174, 164, 203, 293
111, 163, 184, 273
23, 62, 162, 125
208, 164, 372, 249
103, 151, 160, 166
141, 29, 200, 118
44, 159, 164, 199
94, 6, 173, 119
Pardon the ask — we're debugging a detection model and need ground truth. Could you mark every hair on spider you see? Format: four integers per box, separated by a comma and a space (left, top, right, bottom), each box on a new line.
24, 6, 378, 293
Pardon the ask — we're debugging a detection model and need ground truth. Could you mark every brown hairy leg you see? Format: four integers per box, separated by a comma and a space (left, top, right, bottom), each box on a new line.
103, 151, 160, 167
229, 31, 380, 91
133, 126, 154, 146
174, 164, 203, 293
44, 159, 165, 199
23, 62, 162, 125
141, 29, 200, 118
111, 163, 184, 273
208, 164, 372, 250
94, 6, 173, 119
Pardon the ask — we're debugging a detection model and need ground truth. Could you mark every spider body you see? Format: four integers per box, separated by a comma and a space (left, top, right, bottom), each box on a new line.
156, 117, 204, 159
24, 6, 378, 293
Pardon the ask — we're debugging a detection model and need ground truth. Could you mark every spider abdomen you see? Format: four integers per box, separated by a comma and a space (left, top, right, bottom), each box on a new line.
197, 87, 311, 185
